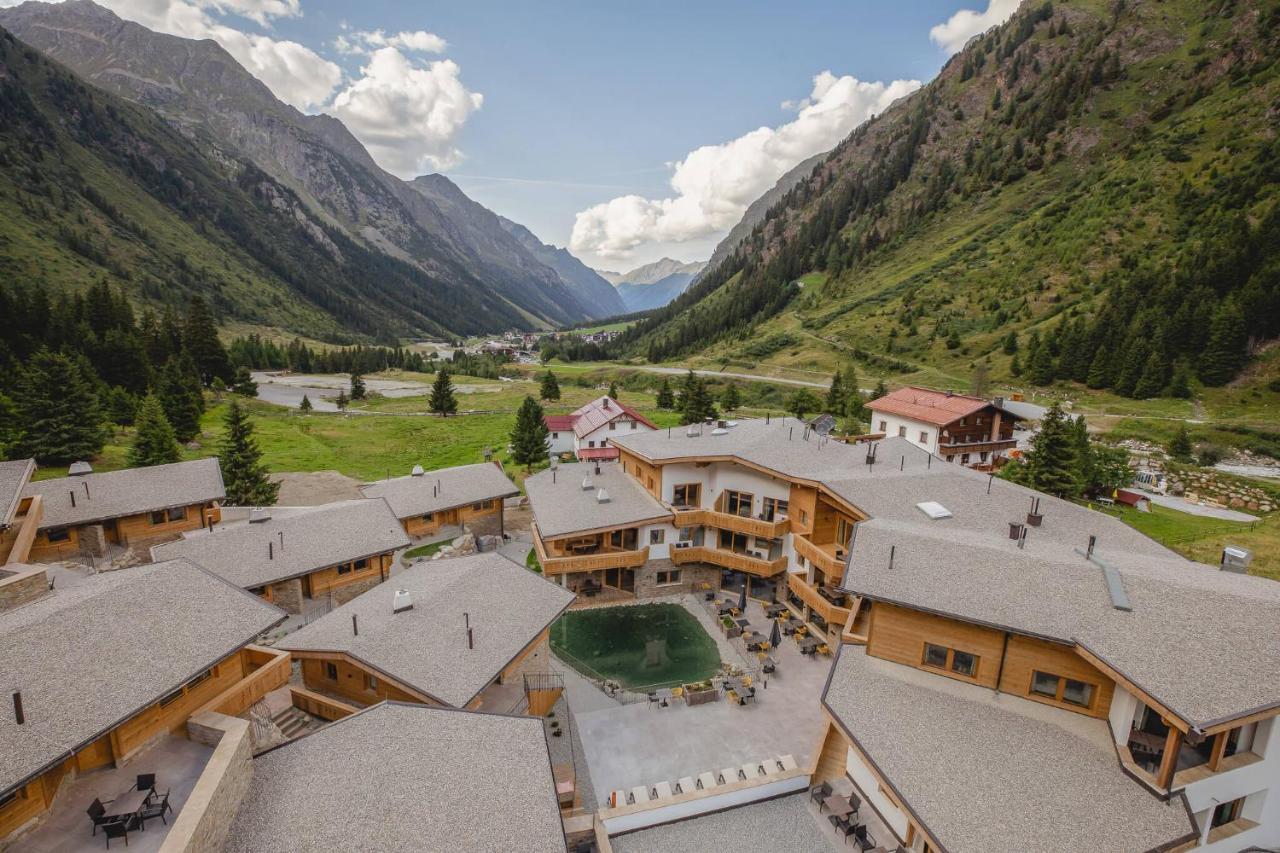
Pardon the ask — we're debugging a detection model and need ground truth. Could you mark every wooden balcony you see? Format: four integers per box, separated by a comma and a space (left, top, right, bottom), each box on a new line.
937, 437, 1018, 454
532, 525, 649, 576
787, 573, 853, 629
669, 545, 788, 577
793, 534, 846, 577
671, 506, 789, 539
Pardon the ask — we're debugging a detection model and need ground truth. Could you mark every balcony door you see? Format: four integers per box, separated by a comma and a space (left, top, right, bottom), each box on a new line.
762, 496, 788, 521
718, 529, 749, 554
609, 528, 638, 550
673, 483, 701, 508
725, 490, 753, 517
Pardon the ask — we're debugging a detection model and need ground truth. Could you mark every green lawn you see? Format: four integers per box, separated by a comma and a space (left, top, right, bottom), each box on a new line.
1107, 504, 1279, 581
550, 603, 721, 690
403, 541, 448, 560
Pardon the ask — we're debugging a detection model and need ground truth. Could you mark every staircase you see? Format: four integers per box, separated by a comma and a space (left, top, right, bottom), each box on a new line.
271, 705, 323, 739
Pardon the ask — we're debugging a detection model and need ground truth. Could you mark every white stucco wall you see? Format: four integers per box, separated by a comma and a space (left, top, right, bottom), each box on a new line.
872, 413, 937, 453
845, 746, 911, 841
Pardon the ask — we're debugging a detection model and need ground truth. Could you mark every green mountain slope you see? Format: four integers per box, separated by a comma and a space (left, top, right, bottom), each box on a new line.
621, 0, 1280, 399
0, 26, 555, 342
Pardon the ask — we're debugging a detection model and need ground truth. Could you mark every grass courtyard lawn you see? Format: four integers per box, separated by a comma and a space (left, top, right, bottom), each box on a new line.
551, 603, 722, 690
403, 541, 448, 560
1109, 504, 1280, 581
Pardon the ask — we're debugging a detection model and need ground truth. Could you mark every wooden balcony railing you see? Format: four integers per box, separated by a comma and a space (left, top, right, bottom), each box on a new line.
787, 573, 852, 628
793, 535, 846, 577
671, 507, 789, 539
289, 686, 358, 722
669, 545, 788, 577
531, 524, 649, 575
192, 645, 292, 719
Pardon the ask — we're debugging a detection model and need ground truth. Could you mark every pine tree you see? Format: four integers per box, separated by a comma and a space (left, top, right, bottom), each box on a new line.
429, 369, 457, 416
1086, 345, 1112, 389
349, 372, 367, 400
335, 390, 349, 410
1198, 302, 1247, 386
299, 394, 313, 412
11, 349, 106, 464
1168, 361, 1192, 399
970, 361, 992, 397
219, 400, 279, 506
788, 389, 821, 421
825, 371, 845, 415
184, 295, 232, 386
1168, 424, 1193, 462
872, 378, 888, 401
1025, 403, 1079, 497
721, 383, 741, 412
1131, 350, 1168, 399
539, 370, 561, 401
510, 396, 550, 471
0, 393, 17, 458
1028, 343, 1056, 386
157, 357, 203, 443
231, 367, 257, 396
655, 379, 674, 410
104, 387, 138, 426
128, 394, 180, 467
1002, 331, 1018, 355
608, 381, 619, 399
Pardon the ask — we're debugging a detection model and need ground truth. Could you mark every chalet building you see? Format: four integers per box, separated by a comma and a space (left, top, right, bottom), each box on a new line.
808, 462, 1280, 852
20, 458, 225, 561
865, 386, 1022, 468
359, 461, 518, 539
0, 559, 284, 844
224, 702, 567, 852
276, 553, 574, 710
151, 499, 409, 614
0, 459, 39, 565
546, 395, 658, 462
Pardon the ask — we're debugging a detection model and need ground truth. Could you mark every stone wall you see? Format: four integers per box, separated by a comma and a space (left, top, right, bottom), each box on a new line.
268, 578, 303, 614
163, 712, 253, 853
633, 562, 720, 599
1171, 465, 1277, 513
330, 574, 383, 607
0, 565, 47, 611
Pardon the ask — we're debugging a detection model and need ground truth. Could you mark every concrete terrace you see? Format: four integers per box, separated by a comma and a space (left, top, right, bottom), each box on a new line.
611, 792, 850, 853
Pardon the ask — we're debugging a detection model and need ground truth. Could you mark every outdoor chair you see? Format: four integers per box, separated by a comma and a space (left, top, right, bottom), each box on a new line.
847, 792, 862, 815
102, 819, 130, 848
135, 774, 156, 794
139, 790, 172, 828
818, 643, 832, 656
853, 825, 877, 852
88, 798, 115, 836
833, 818, 858, 845
810, 781, 833, 806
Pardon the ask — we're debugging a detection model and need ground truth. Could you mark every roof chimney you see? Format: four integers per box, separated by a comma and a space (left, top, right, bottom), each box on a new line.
393, 589, 413, 614
602, 398, 611, 409
249, 508, 271, 524
596, 488, 611, 504
12, 690, 24, 725
68, 461, 93, 476
411, 464, 425, 477
581, 474, 594, 491
1221, 546, 1252, 574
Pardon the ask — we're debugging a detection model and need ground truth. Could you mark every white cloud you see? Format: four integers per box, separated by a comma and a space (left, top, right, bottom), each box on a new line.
329, 47, 482, 176
929, 0, 1022, 55
569, 71, 920, 261
96, 0, 341, 110
335, 28, 447, 56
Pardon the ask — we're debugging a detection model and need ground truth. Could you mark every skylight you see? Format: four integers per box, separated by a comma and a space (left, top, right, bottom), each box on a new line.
916, 501, 952, 520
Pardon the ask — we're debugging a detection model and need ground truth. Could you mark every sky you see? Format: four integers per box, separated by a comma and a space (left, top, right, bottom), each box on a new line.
15, 0, 1021, 270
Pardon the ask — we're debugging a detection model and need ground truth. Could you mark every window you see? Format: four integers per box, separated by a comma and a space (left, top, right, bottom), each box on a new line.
168, 506, 187, 522
649, 529, 665, 545
151, 510, 167, 525
365, 674, 378, 691
762, 496, 788, 521
958, 417, 967, 426
1031, 671, 1060, 698
421, 512, 433, 523
588, 440, 596, 448
961, 453, 971, 465
552, 432, 559, 439
980, 451, 989, 462
158, 687, 184, 708
608, 421, 616, 430
1029, 670, 1096, 708
46, 528, 71, 543
325, 662, 338, 680
655, 569, 681, 586
725, 490, 753, 517
919, 431, 929, 444
471, 500, 492, 511
897, 426, 907, 437
836, 517, 855, 549
922, 643, 979, 679
678, 527, 694, 542
150, 507, 186, 525
673, 483, 701, 507
1062, 679, 1094, 707
186, 669, 212, 690
799, 509, 808, 524
1211, 797, 1244, 828
878, 420, 887, 432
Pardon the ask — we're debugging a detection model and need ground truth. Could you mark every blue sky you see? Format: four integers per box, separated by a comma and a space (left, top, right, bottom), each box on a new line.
75, 0, 1018, 269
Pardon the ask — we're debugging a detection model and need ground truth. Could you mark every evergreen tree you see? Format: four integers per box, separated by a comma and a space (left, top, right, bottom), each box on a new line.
1168, 361, 1192, 399
299, 394, 313, 412
1028, 342, 1056, 386
1131, 349, 1169, 399
1168, 424, 1193, 462
788, 389, 821, 421
349, 372, 367, 401
231, 367, 258, 396
872, 378, 888, 401
1198, 302, 1248, 386
157, 357, 203, 443
127, 394, 180, 467
1024, 403, 1079, 497
1086, 345, 1112, 389
608, 381, 619, 399
335, 390, 349, 410
0, 393, 16, 458
11, 349, 106, 464
971, 361, 992, 397
104, 387, 138, 426
183, 296, 232, 386
429, 369, 457, 416
825, 371, 846, 415
539, 370, 561, 401
679, 372, 717, 424
1002, 331, 1018, 355
510, 396, 550, 471
219, 400, 279, 506
719, 383, 739, 413
655, 379, 674, 409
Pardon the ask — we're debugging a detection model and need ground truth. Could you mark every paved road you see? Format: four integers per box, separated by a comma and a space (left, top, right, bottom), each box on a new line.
1146, 492, 1258, 522
631, 365, 829, 390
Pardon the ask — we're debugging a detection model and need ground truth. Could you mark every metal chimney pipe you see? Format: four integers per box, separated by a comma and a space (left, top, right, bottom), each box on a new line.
352, 614, 359, 636
83, 481, 90, 498
278, 531, 284, 551
69, 490, 76, 508
467, 627, 474, 650
987, 474, 994, 494
888, 545, 896, 570
1086, 535, 1096, 560
13, 691, 24, 725
268, 541, 274, 560
900, 456, 904, 471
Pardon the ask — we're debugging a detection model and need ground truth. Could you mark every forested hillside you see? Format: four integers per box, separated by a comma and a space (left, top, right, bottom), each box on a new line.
618, 0, 1280, 399
0, 26, 558, 343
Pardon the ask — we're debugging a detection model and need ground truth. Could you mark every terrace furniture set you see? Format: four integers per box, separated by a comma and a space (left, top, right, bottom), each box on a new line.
86, 772, 173, 847
811, 783, 906, 851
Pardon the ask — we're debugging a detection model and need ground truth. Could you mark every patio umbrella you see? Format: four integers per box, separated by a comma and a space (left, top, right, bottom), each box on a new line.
769, 618, 781, 649
738, 576, 747, 611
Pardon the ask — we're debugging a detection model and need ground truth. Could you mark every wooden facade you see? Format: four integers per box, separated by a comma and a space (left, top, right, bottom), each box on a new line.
255, 552, 395, 612
0, 644, 270, 840
0, 495, 41, 566
399, 499, 502, 538
27, 500, 220, 562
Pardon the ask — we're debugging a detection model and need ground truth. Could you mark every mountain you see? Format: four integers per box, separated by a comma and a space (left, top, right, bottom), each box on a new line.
702, 152, 825, 274
0, 0, 591, 330
0, 24, 554, 341
619, 0, 1280, 400
496, 217, 626, 318
602, 258, 707, 313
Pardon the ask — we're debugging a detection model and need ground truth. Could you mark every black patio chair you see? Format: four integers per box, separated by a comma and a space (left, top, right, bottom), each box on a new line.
102, 819, 130, 848
87, 799, 115, 836
139, 790, 171, 829
847, 792, 862, 816
810, 781, 832, 807
833, 817, 858, 844
135, 774, 156, 798
853, 825, 877, 852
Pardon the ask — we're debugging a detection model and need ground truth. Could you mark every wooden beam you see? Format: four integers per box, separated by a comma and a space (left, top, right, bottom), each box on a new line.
1156, 726, 1182, 790
1075, 643, 1190, 732
1201, 705, 1280, 736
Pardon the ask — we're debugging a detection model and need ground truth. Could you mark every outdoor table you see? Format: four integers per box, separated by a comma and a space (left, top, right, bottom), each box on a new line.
800, 637, 819, 654
655, 688, 675, 706
717, 603, 735, 615
824, 794, 854, 819
106, 789, 150, 825
734, 617, 750, 628
760, 655, 777, 673
1129, 731, 1165, 751
765, 603, 787, 618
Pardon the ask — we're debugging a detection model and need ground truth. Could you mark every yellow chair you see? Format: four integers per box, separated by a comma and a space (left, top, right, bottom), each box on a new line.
726, 689, 738, 704
671, 686, 684, 698
742, 675, 752, 688
818, 644, 831, 656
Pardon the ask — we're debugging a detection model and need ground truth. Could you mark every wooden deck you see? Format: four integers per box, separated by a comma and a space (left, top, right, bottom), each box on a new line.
793, 535, 845, 577
669, 545, 787, 577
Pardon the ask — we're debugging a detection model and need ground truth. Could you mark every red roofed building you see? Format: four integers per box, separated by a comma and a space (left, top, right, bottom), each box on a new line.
865, 386, 1022, 468
545, 396, 658, 461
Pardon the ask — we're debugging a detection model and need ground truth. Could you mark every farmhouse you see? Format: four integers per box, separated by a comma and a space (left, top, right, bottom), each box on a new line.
21, 458, 225, 561
865, 385, 1022, 468
152, 499, 409, 614
546, 395, 658, 461
360, 461, 518, 539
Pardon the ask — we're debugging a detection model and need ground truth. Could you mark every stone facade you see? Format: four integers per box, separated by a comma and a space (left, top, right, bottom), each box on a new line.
268, 578, 303, 614
0, 565, 47, 611
330, 574, 383, 607
633, 561, 720, 599
166, 712, 254, 853
80, 524, 107, 557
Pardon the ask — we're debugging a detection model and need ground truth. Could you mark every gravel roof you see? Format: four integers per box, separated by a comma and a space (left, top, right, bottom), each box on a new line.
0, 559, 284, 796
612, 793, 841, 853
225, 702, 565, 853
151, 499, 409, 590
276, 553, 575, 707
359, 462, 518, 520
23, 458, 225, 530
824, 647, 1196, 853
0, 458, 33, 528
525, 461, 671, 538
